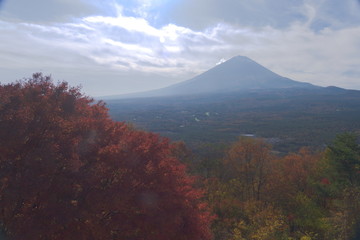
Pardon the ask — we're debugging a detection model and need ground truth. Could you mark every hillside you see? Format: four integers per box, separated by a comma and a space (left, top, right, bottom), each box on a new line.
156, 56, 315, 95
104, 57, 360, 153
106, 56, 316, 99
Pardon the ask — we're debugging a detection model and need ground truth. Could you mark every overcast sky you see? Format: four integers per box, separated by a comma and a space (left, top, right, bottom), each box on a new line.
0, 0, 360, 96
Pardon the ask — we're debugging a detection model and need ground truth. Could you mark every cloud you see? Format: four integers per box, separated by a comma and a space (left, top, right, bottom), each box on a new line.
246, 24, 360, 89
299, 0, 360, 30
149, 0, 308, 30
0, 0, 359, 96
0, 0, 104, 23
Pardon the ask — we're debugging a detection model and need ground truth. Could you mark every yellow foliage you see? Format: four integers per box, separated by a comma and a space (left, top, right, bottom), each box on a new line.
230, 201, 287, 240
300, 236, 312, 240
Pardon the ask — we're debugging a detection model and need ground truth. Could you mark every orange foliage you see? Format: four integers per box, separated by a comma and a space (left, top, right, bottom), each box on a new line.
266, 147, 321, 204
224, 137, 273, 201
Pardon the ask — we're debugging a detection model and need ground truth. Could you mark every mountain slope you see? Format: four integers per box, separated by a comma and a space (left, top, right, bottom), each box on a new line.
108, 56, 317, 99
158, 56, 315, 95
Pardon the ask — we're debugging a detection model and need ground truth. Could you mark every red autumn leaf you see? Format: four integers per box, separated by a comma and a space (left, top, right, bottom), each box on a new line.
0, 73, 212, 240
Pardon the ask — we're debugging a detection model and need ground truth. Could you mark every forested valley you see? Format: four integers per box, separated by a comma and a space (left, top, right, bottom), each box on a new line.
1, 74, 360, 240
178, 134, 360, 240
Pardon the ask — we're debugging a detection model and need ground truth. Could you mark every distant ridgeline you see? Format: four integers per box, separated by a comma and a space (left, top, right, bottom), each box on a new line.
104, 56, 360, 153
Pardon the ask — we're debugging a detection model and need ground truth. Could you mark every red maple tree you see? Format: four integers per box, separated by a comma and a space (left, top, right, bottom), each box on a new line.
0, 73, 212, 240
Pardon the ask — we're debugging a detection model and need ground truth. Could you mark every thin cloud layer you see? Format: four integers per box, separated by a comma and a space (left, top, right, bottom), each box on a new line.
0, 0, 359, 96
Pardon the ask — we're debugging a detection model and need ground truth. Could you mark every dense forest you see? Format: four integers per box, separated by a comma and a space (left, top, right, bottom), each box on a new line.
106, 87, 360, 153
1, 74, 360, 239
184, 135, 360, 240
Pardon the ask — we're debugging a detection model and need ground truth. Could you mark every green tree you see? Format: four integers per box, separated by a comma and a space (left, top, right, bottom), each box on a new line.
319, 133, 360, 239
327, 132, 360, 187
